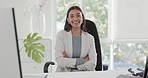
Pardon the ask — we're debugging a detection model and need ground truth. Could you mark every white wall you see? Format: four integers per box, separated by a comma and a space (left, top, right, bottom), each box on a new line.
0, 8, 22, 78
0, 0, 55, 73
0, 0, 52, 39
114, 0, 148, 40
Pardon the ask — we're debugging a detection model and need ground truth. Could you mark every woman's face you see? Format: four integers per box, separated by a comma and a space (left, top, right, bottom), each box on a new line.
67, 9, 83, 28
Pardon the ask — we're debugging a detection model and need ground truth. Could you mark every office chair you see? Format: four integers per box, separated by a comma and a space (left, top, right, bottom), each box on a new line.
43, 61, 55, 73
85, 19, 108, 71
43, 19, 108, 73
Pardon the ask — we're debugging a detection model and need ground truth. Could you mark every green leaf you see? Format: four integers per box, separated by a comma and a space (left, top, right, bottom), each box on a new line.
33, 36, 42, 42
31, 33, 38, 40
39, 52, 44, 57
27, 46, 32, 57
35, 44, 45, 52
26, 33, 32, 43
32, 50, 36, 60
23, 32, 45, 63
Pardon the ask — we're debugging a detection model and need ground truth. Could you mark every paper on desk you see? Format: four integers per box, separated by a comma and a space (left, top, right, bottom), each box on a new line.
116, 74, 142, 78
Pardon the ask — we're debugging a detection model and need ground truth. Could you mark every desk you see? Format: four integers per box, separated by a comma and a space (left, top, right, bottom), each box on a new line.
47, 69, 136, 78
23, 69, 141, 78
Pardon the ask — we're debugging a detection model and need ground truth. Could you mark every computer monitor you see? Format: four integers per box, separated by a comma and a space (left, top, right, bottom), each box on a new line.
143, 56, 148, 78
0, 8, 22, 78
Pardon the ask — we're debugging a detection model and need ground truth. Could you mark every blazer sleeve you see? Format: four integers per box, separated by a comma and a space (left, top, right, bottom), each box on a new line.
77, 36, 97, 71
55, 31, 76, 68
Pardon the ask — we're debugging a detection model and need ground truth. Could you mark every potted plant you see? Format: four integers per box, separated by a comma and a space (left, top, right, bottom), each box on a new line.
20, 33, 45, 63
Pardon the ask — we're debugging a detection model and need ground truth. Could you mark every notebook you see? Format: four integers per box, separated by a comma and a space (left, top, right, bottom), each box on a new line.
0, 8, 46, 78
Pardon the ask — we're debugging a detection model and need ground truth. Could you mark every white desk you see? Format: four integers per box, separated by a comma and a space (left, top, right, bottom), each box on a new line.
23, 69, 141, 78
47, 69, 141, 78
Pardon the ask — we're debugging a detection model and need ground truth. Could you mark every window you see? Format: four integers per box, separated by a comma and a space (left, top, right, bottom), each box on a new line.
84, 0, 109, 68
113, 42, 148, 69
85, 0, 108, 38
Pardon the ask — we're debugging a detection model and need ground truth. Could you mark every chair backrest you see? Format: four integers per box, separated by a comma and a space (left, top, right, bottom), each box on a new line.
85, 19, 103, 71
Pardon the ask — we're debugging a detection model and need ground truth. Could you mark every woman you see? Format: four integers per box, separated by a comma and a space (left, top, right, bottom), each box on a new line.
55, 6, 97, 72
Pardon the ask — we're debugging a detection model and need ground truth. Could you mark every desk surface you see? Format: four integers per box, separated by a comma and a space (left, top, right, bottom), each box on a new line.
47, 69, 133, 78
24, 69, 141, 78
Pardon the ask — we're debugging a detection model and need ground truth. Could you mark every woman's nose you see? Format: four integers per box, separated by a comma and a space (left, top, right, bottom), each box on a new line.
73, 16, 78, 20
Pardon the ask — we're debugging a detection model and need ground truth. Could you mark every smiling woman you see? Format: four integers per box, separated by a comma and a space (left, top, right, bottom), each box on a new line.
67, 9, 83, 28
55, 6, 97, 72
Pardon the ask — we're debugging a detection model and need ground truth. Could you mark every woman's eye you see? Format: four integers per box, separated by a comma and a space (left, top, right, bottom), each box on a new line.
70, 15, 74, 18
77, 14, 80, 17
77, 14, 82, 18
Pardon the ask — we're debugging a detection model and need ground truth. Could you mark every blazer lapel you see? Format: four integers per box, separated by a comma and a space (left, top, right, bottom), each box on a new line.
80, 31, 87, 57
67, 31, 72, 58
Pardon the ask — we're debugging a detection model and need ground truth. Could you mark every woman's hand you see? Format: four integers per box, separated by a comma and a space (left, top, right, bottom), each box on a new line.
63, 51, 68, 58
83, 55, 89, 62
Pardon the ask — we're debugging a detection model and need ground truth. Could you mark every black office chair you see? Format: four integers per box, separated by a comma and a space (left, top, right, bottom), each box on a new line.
43, 19, 108, 73
43, 61, 55, 73
85, 19, 108, 71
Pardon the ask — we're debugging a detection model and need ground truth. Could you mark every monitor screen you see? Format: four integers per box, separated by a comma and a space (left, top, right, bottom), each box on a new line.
143, 56, 148, 78
0, 8, 22, 78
